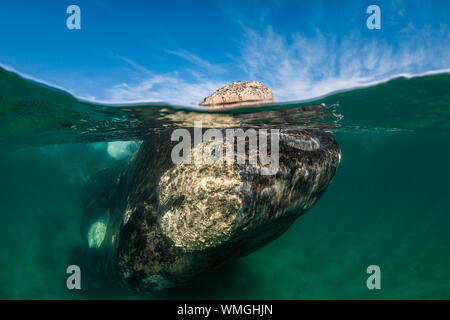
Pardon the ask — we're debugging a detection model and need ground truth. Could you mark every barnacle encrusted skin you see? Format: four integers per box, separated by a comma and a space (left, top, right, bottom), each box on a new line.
159, 140, 242, 252
199, 81, 274, 106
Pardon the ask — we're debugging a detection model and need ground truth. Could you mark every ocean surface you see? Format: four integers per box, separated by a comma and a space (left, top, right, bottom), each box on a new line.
0, 66, 449, 299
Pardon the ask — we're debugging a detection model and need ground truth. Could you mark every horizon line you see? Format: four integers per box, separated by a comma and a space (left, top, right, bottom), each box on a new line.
1, 62, 449, 109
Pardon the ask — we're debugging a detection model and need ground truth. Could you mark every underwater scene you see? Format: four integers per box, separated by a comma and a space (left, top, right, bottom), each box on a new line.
0, 66, 449, 299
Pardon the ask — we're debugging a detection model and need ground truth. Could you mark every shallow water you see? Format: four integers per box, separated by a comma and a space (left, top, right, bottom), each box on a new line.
0, 67, 449, 299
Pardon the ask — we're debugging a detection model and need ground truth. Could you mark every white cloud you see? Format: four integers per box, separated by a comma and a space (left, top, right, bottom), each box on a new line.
108, 74, 225, 106
236, 26, 449, 101
167, 49, 228, 75
106, 24, 449, 105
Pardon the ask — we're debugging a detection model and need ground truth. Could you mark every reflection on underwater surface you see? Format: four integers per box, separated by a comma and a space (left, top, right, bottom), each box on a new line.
1, 66, 450, 149
0, 68, 449, 298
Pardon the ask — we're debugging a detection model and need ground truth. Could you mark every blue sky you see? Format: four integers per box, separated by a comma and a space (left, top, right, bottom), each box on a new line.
0, 0, 449, 105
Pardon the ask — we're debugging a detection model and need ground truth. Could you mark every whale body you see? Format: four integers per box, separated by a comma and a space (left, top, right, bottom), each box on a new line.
72, 127, 340, 293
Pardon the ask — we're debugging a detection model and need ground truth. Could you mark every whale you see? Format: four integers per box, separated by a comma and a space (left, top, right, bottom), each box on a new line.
70, 125, 341, 293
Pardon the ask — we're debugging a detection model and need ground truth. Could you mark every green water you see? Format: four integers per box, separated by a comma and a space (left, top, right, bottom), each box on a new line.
0, 67, 449, 299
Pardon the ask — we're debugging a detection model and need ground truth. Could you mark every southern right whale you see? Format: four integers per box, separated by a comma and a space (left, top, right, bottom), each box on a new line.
72, 125, 341, 293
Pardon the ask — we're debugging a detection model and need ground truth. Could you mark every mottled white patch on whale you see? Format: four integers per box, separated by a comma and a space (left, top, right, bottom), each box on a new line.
107, 141, 141, 159
88, 220, 107, 248
159, 141, 242, 252
88, 212, 110, 249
